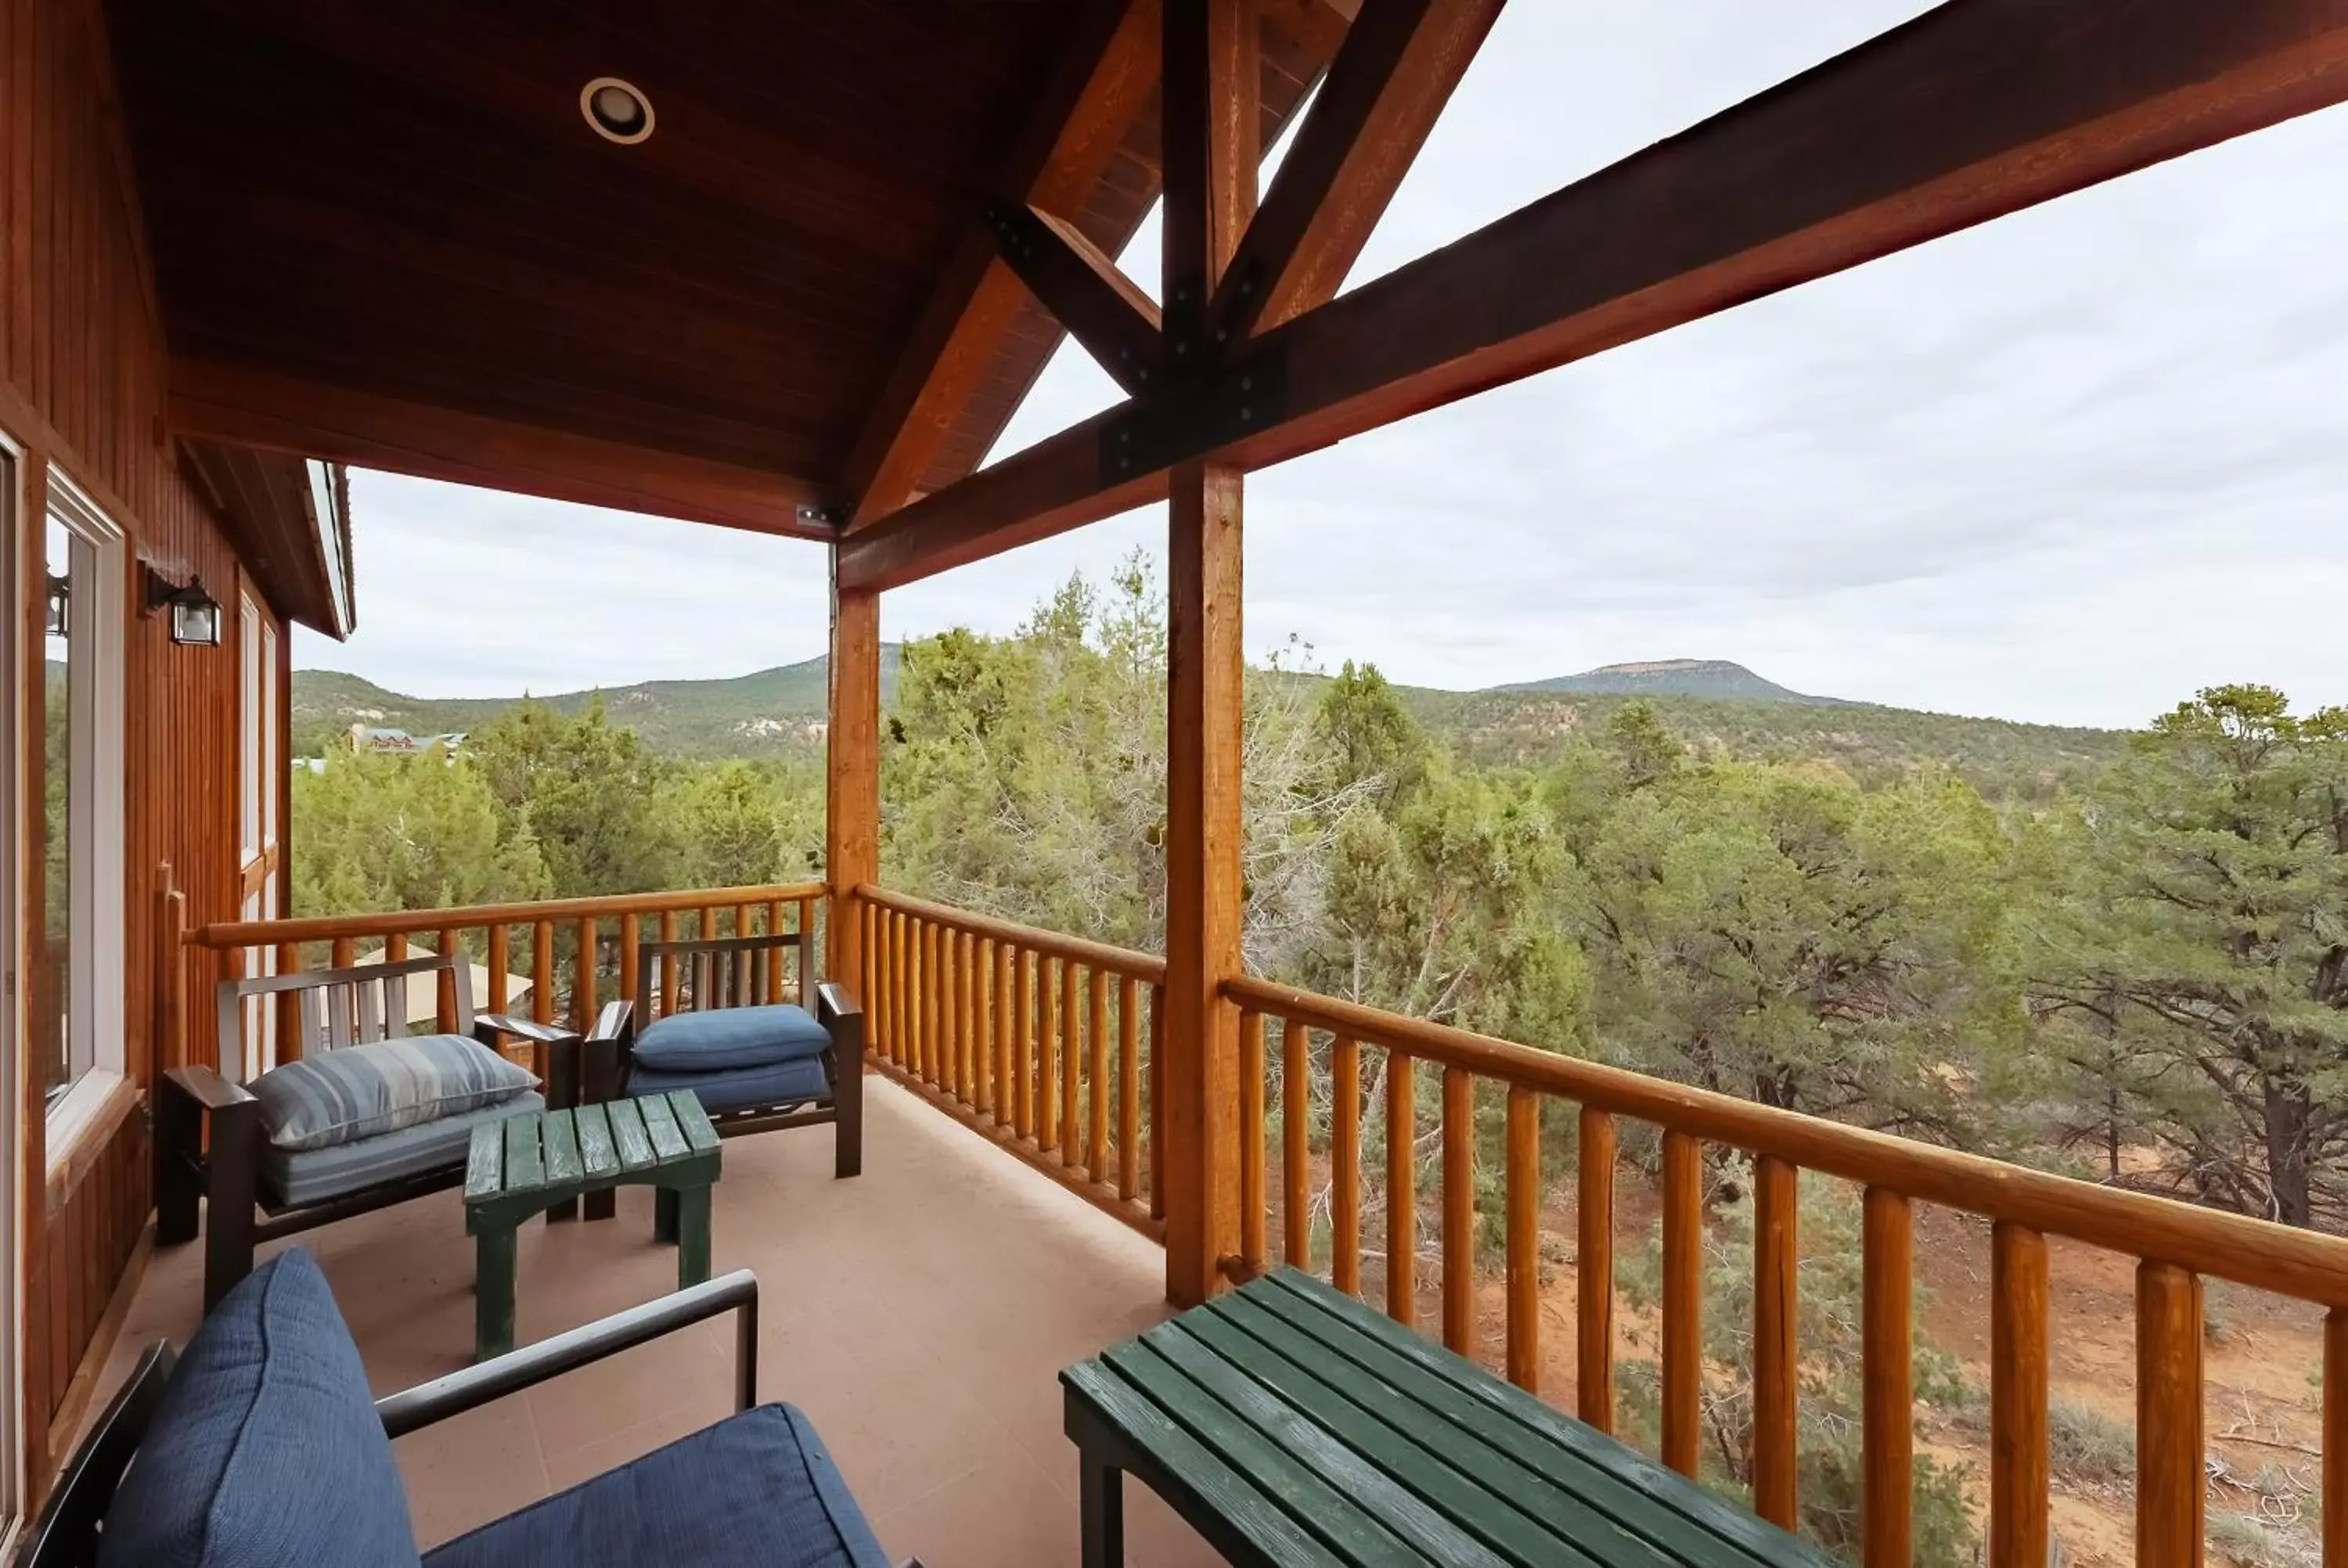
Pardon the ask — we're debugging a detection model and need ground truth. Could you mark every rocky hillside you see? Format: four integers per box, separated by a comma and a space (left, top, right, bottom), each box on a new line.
296, 651, 2128, 802
1496, 657, 1840, 703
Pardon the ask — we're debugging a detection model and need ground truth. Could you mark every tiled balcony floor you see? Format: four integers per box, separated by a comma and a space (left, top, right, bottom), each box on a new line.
100, 1074, 1219, 1566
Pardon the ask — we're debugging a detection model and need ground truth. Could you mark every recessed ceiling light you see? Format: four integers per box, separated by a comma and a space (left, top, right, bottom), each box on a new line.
581, 77, 654, 145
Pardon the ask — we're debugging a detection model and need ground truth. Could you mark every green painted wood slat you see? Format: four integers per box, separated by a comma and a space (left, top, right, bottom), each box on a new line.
1183, 1304, 1637, 1568
639, 1092, 690, 1163
1143, 1325, 1507, 1567
574, 1102, 619, 1178
1062, 1361, 1348, 1568
1251, 1271, 1820, 1566
503, 1113, 546, 1197
672, 1091, 721, 1154
1102, 1340, 1420, 1567
541, 1109, 583, 1186
608, 1098, 655, 1170
464, 1121, 505, 1201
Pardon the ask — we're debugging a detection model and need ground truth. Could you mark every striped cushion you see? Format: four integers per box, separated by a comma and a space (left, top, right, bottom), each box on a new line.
252, 1034, 538, 1153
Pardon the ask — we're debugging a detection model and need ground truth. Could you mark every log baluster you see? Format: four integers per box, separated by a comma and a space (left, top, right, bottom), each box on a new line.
1990, 1221, 2050, 1568
961, 929, 980, 1106
1440, 1066, 1473, 1354
484, 926, 508, 1016
996, 940, 1016, 1129
1578, 1108, 1615, 1430
796, 895, 815, 1000
529, 925, 552, 1027
1089, 967, 1111, 1183
1118, 974, 1141, 1201
1059, 957, 1080, 1163
1504, 1085, 1540, 1392
618, 914, 639, 1010
430, 929, 456, 1030
1238, 1010, 1266, 1274
2136, 1261, 2204, 1568
1148, 983, 1166, 1219
1385, 1050, 1415, 1325
574, 918, 597, 1030
1862, 1187, 1913, 1567
659, 911, 680, 1017
1331, 1034, 1362, 1296
2326, 1308, 2346, 1568
1752, 1156, 1799, 1529
1661, 1130, 1703, 1480
276, 941, 301, 1061
1015, 949, 1037, 1140
1283, 1019, 1310, 1269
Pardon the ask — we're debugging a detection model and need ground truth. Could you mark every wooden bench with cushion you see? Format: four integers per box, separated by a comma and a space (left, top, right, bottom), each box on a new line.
1062, 1268, 1835, 1567
158, 954, 627, 1311
579, 939, 862, 1225
26, 1247, 917, 1568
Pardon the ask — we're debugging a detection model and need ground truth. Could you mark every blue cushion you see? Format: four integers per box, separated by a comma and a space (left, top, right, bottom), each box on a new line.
99, 1250, 420, 1568
251, 1033, 538, 1152
628, 1056, 830, 1114
422, 1404, 888, 1568
631, 1005, 832, 1073
267, 1092, 546, 1209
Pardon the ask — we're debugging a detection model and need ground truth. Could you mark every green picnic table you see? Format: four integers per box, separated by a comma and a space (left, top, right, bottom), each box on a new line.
1061, 1268, 1833, 1567
463, 1090, 723, 1361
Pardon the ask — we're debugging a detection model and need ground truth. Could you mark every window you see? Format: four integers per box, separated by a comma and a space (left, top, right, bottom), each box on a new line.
42, 469, 126, 1127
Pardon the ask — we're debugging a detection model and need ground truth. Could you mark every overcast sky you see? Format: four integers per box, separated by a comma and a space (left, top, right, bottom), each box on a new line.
296, 2, 2348, 732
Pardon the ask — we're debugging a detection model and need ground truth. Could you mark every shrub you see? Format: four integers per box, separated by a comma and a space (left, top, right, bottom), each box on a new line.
2046, 1397, 2134, 1484
1615, 1163, 1979, 1565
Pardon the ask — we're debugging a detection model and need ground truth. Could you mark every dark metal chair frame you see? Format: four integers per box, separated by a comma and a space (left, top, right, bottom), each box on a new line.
580, 933, 862, 1222
156, 952, 620, 1311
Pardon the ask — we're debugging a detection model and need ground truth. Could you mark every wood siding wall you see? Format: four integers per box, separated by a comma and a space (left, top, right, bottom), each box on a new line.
2, 0, 286, 1494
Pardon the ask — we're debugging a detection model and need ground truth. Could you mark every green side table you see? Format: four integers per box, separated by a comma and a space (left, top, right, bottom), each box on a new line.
463, 1090, 722, 1361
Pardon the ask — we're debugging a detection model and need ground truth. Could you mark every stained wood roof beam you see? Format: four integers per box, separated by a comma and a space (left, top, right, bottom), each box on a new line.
171, 361, 834, 542
840, 0, 2348, 592
987, 202, 1165, 398
1212, 0, 1500, 341
838, 0, 1161, 526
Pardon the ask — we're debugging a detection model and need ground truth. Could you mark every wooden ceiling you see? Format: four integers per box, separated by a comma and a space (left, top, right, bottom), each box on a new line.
103, 1, 1342, 537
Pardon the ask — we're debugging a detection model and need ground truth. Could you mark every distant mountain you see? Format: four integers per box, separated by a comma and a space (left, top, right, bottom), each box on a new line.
292, 648, 902, 759
1495, 658, 1842, 704
295, 647, 2128, 803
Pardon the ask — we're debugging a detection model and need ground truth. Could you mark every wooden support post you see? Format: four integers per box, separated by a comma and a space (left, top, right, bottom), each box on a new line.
827, 578, 881, 991
1158, 0, 1256, 1310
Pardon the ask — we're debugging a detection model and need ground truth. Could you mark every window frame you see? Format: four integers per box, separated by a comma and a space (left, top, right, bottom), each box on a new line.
41, 466, 128, 1152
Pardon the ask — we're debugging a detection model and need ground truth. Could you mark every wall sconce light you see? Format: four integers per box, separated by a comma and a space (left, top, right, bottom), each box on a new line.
142, 566, 223, 647
44, 573, 68, 639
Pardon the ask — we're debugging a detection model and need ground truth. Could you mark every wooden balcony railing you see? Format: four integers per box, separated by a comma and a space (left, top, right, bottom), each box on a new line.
856, 885, 1165, 1239
1223, 974, 2348, 1568
188, 883, 825, 1075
